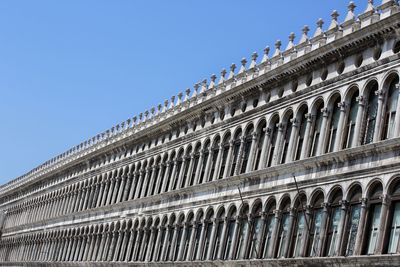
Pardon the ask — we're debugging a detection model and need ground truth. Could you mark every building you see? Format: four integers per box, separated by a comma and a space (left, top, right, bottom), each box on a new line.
1, 1, 400, 266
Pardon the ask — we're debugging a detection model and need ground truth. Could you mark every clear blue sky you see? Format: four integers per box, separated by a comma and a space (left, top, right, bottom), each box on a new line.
0, 0, 366, 184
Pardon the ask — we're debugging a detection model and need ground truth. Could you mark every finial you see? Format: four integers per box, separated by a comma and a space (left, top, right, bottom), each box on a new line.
184, 88, 191, 101
163, 100, 169, 112
218, 68, 227, 85
249, 52, 258, 68
239, 58, 247, 74
273, 40, 281, 57
209, 74, 217, 89
344, 1, 356, 22
170, 96, 175, 108
157, 103, 162, 113
177, 92, 183, 105
299, 25, 309, 43
139, 113, 143, 122
228, 63, 236, 79
286, 33, 295, 50
144, 110, 149, 120
314, 18, 324, 37
261, 46, 270, 63
193, 83, 199, 96
151, 107, 156, 116
200, 79, 207, 93
328, 10, 339, 31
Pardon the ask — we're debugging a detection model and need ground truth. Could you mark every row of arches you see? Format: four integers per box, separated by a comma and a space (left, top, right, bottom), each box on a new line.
2, 176, 400, 262
3, 71, 400, 231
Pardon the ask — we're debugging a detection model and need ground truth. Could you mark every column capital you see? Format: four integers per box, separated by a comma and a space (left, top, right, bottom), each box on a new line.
380, 194, 391, 205
321, 107, 329, 117
356, 95, 366, 106
338, 101, 346, 111
339, 200, 349, 209
305, 113, 313, 122
290, 118, 299, 127
375, 89, 385, 99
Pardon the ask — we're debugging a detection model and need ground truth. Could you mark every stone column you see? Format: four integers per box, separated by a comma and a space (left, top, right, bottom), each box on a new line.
376, 194, 391, 254
300, 206, 312, 257
335, 200, 348, 256
116, 175, 127, 203
168, 225, 179, 261
111, 176, 121, 204
282, 209, 295, 258
118, 230, 129, 261
160, 226, 171, 261
203, 147, 214, 182
222, 141, 234, 178
96, 182, 105, 208
139, 229, 150, 261
352, 96, 366, 147
354, 198, 368, 255
124, 230, 135, 262
334, 101, 347, 152
246, 132, 259, 172
196, 221, 207, 260
234, 137, 246, 175
102, 232, 112, 261
101, 180, 110, 207
286, 118, 299, 163
107, 231, 118, 261
317, 108, 329, 156
96, 233, 106, 261
82, 234, 92, 261
132, 229, 143, 261
145, 227, 156, 261
152, 227, 163, 262
373, 89, 385, 142
194, 151, 205, 185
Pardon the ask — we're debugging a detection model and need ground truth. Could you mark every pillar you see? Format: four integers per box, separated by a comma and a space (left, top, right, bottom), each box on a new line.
222, 141, 234, 178
268, 210, 281, 258
373, 89, 385, 142
246, 132, 259, 172
335, 200, 348, 256
352, 96, 366, 147
286, 118, 299, 162
334, 101, 347, 152
317, 108, 329, 156
300, 113, 313, 159
376, 194, 391, 254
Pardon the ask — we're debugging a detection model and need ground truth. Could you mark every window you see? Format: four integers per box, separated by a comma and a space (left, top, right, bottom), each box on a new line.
386, 180, 400, 254
364, 183, 383, 255
202, 217, 214, 260
261, 208, 275, 258
342, 187, 362, 256
235, 213, 249, 259
277, 211, 290, 258
309, 101, 324, 157
290, 198, 307, 258
342, 90, 359, 149
173, 223, 183, 261
171, 152, 183, 190
224, 208, 237, 260
209, 138, 220, 181
189, 145, 201, 186
230, 131, 242, 176
198, 142, 210, 184
294, 107, 308, 161
326, 96, 341, 153
254, 122, 266, 170
218, 136, 231, 179
381, 77, 399, 140
180, 148, 192, 189
212, 210, 225, 260
267, 117, 279, 167
361, 82, 379, 145
240, 127, 254, 174
249, 204, 263, 259
280, 113, 293, 164
324, 190, 343, 257
307, 207, 323, 257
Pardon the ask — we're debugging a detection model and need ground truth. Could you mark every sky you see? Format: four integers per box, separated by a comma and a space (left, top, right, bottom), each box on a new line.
0, 0, 367, 185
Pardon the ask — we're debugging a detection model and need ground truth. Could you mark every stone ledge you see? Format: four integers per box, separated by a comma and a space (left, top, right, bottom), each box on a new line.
3, 255, 400, 267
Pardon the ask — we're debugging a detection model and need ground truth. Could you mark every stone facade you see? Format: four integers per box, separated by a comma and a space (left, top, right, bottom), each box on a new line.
1, 1, 400, 266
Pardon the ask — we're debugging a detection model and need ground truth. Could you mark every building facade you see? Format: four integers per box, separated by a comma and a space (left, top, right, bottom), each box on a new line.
1, 1, 400, 266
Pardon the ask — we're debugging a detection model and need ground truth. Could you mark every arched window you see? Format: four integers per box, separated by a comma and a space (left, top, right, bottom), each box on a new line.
182, 213, 193, 260
386, 179, 400, 253
261, 199, 276, 258
280, 111, 293, 164
364, 182, 383, 255
309, 100, 324, 157
163, 152, 175, 193
192, 211, 204, 260
209, 137, 221, 181
223, 207, 237, 260
307, 192, 324, 257
173, 215, 184, 261
326, 95, 341, 153
212, 208, 225, 260
342, 89, 359, 149
198, 141, 210, 184
290, 195, 307, 258
149, 219, 159, 261
143, 160, 154, 197
381, 76, 399, 140
189, 144, 201, 186
342, 185, 362, 256
201, 210, 214, 260
248, 202, 263, 259
235, 205, 249, 259
254, 121, 266, 170
276, 198, 291, 258
172, 150, 184, 190
157, 156, 168, 194
361, 81, 379, 145
267, 116, 279, 167
164, 215, 175, 261
324, 189, 343, 257
230, 130, 242, 176
129, 222, 139, 261
218, 134, 231, 179
180, 147, 192, 189
156, 218, 167, 261
294, 106, 308, 161
240, 126, 254, 174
